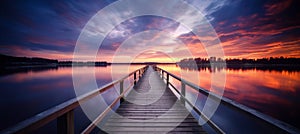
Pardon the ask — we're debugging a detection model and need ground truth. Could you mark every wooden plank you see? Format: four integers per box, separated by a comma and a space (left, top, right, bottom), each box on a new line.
104, 122, 202, 127
100, 66, 206, 133
106, 118, 201, 123
101, 126, 206, 133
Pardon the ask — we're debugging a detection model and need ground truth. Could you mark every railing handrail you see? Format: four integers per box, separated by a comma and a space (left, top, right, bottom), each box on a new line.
155, 66, 300, 134
154, 66, 224, 134
1, 65, 148, 134
81, 75, 136, 133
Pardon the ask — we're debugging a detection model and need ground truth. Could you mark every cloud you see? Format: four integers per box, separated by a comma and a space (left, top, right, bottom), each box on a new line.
0, 0, 110, 57
184, 0, 229, 21
203, 0, 300, 58
264, 0, 292, 15
0, 0, 299, 61
0, 45, 74, 60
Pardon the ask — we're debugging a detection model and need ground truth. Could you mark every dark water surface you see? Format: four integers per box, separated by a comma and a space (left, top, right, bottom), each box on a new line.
0, 64, 299, 132
0, 65, 142, 132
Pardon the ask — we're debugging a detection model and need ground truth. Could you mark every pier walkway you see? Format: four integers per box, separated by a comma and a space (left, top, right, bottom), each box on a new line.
101, 66, 206, 133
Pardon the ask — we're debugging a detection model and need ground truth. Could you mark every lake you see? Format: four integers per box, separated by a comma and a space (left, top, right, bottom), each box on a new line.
158, 64, 300, 130
0, 64, 299, 132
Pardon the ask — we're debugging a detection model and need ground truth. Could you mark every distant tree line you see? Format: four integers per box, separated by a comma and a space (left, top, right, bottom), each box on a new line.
58, 61, 108, 66
0, 54, 109, 67
178, 56, 300, 65
177, 56, 300, 72
0, 54, 58, 66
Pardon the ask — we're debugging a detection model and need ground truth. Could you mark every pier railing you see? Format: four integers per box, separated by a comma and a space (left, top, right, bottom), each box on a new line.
154, 66, 299, 134
2, 66, 147, 134
154, 66, 225, 134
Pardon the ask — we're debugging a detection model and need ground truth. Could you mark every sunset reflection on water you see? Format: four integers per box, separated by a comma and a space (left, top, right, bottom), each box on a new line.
0, 64, 299, 130
158, 64, 300, 128
0, 65, 144, 131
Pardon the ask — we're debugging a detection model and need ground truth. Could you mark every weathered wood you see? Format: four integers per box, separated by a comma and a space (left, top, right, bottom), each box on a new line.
181, 82, 186, 105
57, 110, 74, 134
134, 72, 137, 85
101, 66, 206, 133
81, 82, 134, 134
139, 70, 141, 78
120, 80, 124, 103
166, 73, 169, 86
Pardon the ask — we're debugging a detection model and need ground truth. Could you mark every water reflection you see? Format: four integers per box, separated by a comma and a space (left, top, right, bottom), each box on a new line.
159, 64, 300, 129
0, 65, 143, 131
0, 66, 58, 77
179, 64, 300, 73
1, 64, 299, 131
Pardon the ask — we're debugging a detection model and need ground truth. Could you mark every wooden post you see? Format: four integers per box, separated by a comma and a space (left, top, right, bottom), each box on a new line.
162, 71, 164, 79
181, 82, 186, 106
57, 110, 74, 134
134, 72, 137, 85
139, 70, 141, 78
120, 80, 124, 103
166, 74, 169, 86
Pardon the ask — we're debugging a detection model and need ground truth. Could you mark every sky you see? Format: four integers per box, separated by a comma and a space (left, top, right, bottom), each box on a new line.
0, 0, 299, 62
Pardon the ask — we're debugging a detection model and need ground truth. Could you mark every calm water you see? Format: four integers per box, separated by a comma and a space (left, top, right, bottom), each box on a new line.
0, 64, 299, 131
158, 64, 300, 129
0, 65, 143, 132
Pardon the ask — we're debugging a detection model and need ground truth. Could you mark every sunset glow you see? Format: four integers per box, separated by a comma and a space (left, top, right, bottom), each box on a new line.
0, 0, 299, 61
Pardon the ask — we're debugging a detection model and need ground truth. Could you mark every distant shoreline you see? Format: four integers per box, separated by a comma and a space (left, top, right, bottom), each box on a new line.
1, 54, 299, 70
0, 54, 175, 67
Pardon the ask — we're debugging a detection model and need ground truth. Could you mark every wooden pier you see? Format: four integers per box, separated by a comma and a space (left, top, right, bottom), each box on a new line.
100, 66, 206, 133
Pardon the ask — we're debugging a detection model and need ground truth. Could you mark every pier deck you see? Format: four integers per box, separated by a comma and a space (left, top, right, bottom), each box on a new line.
101, 66, 206, 133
